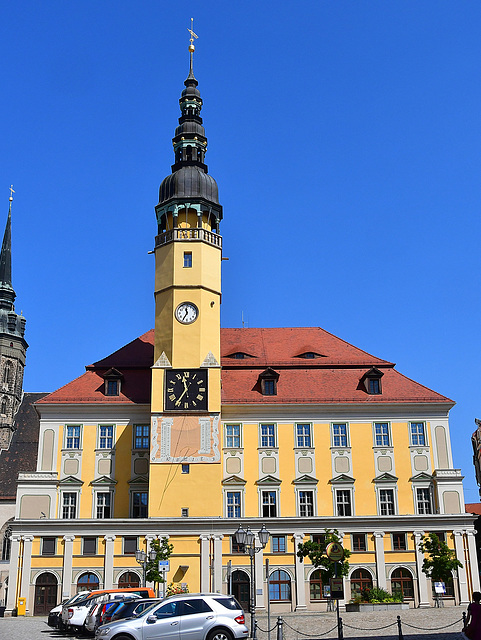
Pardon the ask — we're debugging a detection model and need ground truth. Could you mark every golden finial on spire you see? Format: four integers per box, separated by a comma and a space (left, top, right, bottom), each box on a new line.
187, 17, 198, 53
8, 185, 14, 203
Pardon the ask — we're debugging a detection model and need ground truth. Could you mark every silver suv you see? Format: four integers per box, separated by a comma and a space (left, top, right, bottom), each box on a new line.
95, 593, 248, 640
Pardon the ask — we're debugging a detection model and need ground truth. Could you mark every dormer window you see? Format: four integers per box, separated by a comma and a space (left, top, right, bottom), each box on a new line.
103, 368, 123, 397
360, 367, 383, 395
294, 352, 324, 359
258, 368, 280, 396
225, 352, 255, 359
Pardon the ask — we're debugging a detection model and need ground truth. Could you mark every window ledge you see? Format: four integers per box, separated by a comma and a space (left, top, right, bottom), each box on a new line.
330, 447, 351, 452
258, 447, 279, 452
61, 448, 82, 453
94, 448, 115, 454
294, 447, 315, 452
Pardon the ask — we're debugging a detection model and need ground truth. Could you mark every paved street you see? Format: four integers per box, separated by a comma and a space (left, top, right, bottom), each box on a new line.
0, 607, 468, 640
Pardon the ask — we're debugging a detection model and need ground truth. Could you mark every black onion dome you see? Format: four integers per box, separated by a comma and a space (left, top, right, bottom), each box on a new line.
159, 166, 219, 204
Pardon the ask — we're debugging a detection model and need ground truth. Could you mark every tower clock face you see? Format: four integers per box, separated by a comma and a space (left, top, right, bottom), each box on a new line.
164, 369, 208, 411
175, 302, 198, 324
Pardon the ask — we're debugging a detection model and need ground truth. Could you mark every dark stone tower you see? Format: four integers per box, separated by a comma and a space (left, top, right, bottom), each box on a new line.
0, 193, 27, 450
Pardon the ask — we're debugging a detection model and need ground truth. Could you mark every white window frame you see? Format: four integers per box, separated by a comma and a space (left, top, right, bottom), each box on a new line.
351, 533, 367, 552
133, 424, 150, 450
82, 536, 97, 555
373, 422, 391, 447
271, 535, 287, 553
414, 485, 433, 515
225, 490, 243, 518
410, 422, 427, 447
295, 423, 312, 448
130, 490, 148, 518
259, 423, 277, 449
60, 491, 78, 519
260, 488, 279, 517
64, 424, 82, 450
95, 491, 113, 519
97, 424, 115, 450
378, 487, 397, 516
298, 489, 315, 517
224, 423, 242, 449
391, 532, 407, 551
335, 488, 353, 516
331, 422, 349, 448
123, 536, 138, 555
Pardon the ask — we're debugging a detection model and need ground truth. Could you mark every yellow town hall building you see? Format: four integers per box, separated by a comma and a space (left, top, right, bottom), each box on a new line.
5, 44, 478, 616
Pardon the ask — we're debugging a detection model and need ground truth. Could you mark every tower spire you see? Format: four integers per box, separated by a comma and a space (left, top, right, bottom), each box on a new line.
0, 187, 14, 307
187, 17, 198, 80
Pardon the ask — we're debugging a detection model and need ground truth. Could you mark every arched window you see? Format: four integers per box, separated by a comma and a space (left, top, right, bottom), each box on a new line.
309, 569, 324, 600
77, 572, 99, 593
117, 572, 140, 588
391, 568, 414, 598
3, 361, 11, 384
1, 526, 11, 561
269, 570, 291, 601
1, 397, 7, 415
350, 569, 373, 597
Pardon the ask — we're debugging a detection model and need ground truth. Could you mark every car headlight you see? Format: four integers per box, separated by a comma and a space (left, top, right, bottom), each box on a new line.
97, 628, 111, 636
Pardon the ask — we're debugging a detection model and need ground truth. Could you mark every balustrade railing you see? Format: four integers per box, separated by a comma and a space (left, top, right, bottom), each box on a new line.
155, 227, 222, 248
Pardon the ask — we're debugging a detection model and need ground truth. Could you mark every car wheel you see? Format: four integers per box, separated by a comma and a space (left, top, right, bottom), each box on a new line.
207, 629, 234, 640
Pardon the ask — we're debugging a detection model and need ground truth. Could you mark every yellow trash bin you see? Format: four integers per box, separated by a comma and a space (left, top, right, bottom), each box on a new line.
17, 597, 26, 616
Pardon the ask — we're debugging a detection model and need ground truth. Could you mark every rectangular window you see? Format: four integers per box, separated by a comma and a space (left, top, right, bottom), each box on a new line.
374, 423, 390, 447
132, 492, 148, 518
99, 425, 114, 449
226, 491, 241, 518
182, 464, 190, 474
262, 379, 276, 395
379, 489, 395, 516
124, 536, 138, 555
296, 424, 311, 448
183, 251, 192, 268
262, 490, 277, 517
332, 423, 348, 447
41, 537, 56, 556
410, 422, 426, 446
62, 492, 77, 519
272, 535, 286, 553
65, 425, 81, 449
312, 533, 326, 547
106, 380, 119, 396
83, 537, 97, 556
96, 492, 111, 518
336, 490, 352, 516
232, 538, 245, 554
134, 425, 150, 450
431, 531, 446, 543
392, 532, 407, 551
299, 490, 314, 517
369, 378, 381, 394
352, 533, 366, 551
225, 424, 241, 448
260, 424, 276, 448
181, 507, 189, 517
416, 488, 432, 514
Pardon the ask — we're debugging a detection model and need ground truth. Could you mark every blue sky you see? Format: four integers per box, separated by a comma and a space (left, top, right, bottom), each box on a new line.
1, 1, 481, 502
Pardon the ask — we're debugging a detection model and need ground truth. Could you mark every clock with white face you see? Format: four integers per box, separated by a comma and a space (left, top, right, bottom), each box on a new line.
175, 302, 198, 324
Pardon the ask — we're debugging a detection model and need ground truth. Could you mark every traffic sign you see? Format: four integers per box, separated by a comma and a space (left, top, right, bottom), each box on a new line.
158, 560, 170, 571
326, 541, 344, 562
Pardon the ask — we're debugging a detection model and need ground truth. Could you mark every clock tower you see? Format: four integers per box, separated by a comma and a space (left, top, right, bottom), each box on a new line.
149, 35, 223, 516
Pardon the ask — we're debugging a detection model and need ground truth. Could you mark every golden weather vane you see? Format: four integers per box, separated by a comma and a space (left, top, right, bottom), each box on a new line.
187, 17, 198, 52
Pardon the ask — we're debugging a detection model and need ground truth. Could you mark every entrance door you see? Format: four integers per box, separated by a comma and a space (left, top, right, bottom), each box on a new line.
232, 570, 250, 611
34, 572, 58, 616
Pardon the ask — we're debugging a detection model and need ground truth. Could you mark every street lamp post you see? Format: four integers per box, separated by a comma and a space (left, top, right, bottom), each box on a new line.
135, 548, 157, 587
234, 524, 270, 640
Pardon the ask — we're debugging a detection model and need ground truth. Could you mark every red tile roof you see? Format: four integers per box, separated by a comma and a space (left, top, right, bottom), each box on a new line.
465, 503, 481, 515
37, 327, 452, 406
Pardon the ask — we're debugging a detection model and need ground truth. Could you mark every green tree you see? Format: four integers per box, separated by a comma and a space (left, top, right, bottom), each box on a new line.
418, 533, 462, 584
297, 529, 351, 584
145, 537, 174, 589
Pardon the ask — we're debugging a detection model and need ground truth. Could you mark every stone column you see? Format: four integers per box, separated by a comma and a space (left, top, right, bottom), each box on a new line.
20, 535, 34, 614
293, 533, 306, 610
413, 530, 430, 608
465, 530, 480, 593
62, 536, 75, 599
199, 535, 211, 592
103, 535, 116, 589
212, 535, 224, 593
453, 530, 470, 605
254, 535, 265, 611
373, 531, 386, 589
5, 534, 22, 615
145, 535, 157, 591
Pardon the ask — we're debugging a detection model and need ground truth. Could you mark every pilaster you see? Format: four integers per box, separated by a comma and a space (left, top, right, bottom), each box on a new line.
199, 534, 210, 592
453, 530, 470, 605
373, 531, 386, 589
293, 533, 306, 610
62, 535, 75, 598
103, 535, 116, 589
212, 535, 224, 593
413, 530, 430, 608
254, 537, 265, 611
5, 534, 22, 615
145, 535, 157, 590
20, 535, 33, 614
466, 530, 480, 592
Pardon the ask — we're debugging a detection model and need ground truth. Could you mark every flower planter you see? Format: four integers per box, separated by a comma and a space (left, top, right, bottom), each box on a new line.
346, 602, 409, 612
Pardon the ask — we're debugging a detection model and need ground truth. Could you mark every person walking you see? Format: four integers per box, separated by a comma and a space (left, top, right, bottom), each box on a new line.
464, 592, 481, 640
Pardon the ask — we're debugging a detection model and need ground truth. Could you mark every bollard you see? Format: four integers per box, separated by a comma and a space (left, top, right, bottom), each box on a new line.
397, 615, 403, 640
277, 616, 283, 640
253, 619, 258, 640
338, 615, 343, 640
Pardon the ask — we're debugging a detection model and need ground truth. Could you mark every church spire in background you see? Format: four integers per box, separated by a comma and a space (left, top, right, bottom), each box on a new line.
0, 187, 15, 310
